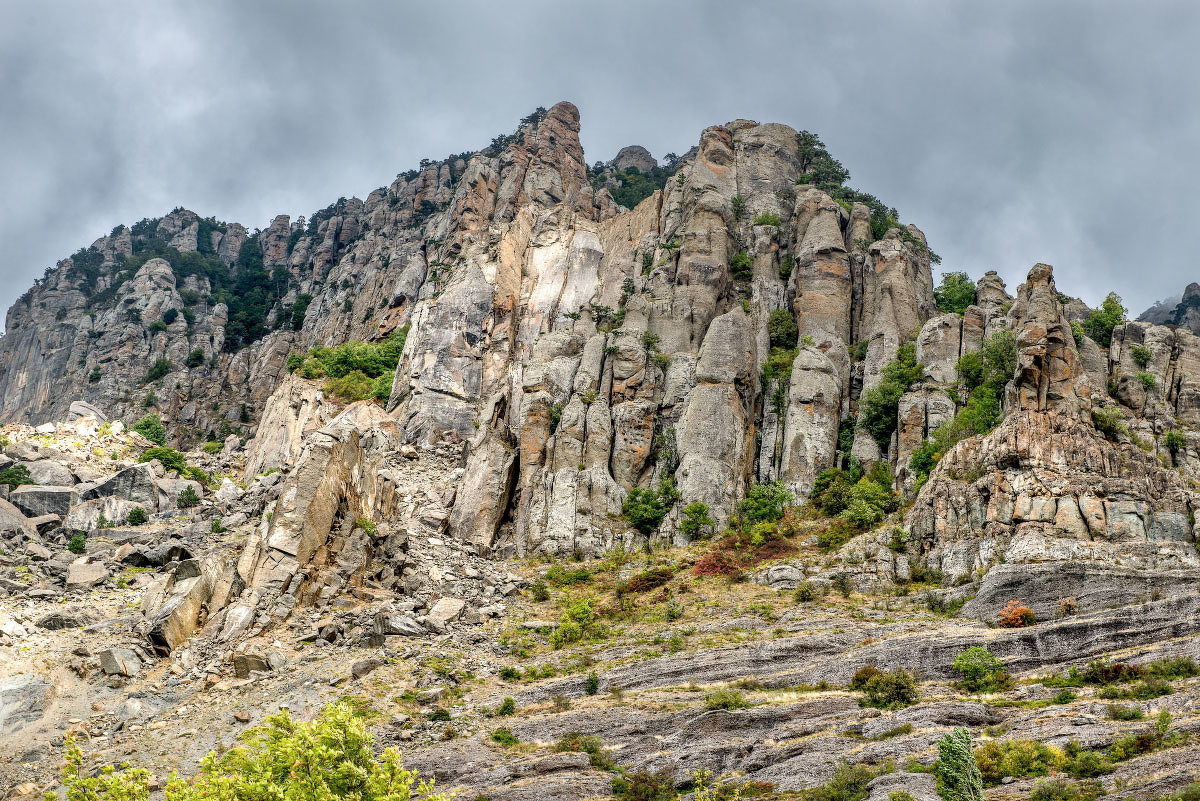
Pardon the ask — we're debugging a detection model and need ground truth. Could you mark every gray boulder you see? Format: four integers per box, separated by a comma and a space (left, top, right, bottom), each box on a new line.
99, 647, 141, 676
79, 463, 159, 508
9, 485, 76, 518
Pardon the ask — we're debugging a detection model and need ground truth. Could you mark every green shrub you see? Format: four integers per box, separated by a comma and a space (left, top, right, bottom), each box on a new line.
1091, 405, 1128, 439
739, 481, 794, 524
936, 727, 984, 801
793, 581, 820, 602
1107, 703, 1144, 720
952, 646, 1011, 693
621, 475, 679, 534
288, 325, 409, 396
974, 740, 1065, 786
499, 667, 521, 681
210, 518, 226, 533
806, 762, 886, 801
586, 671, 599, 695
704, 688, 748, 710
859, 343, 923, 449
529, 580, 550, 602
753, 211, 782, 227
490, 727, 519, 746
68, 532, 87, 554
779, 256, 795, 280
550, 596, 598, 649
1030, 779, 1104, 801
49, 702, 452, 801
186, 348, 205, 368
1080, 292, 1126, 348
1165, 430, 1186, 455
611, 769, 676, 801
132, 413, 167, 445
143, 357, 171, 384
325, 370, 375, 403
1064, 748, 1113, 779
126, 506, 147, 526
140, 446, 188, 474
1131, 344, 1152, 367
731, 194, 747, 220
678, 501, 715, 539
554, 732, 615, 770
427, 707, 451, 721
1138, 371, 1157, 390
858, 668, 919, 710
934, 272, 977, 315
0, 464, 34, 490
768, 309, 798, 349
202, 441, 223, 454
730, 250, 753, 280
178, 485, 201, 509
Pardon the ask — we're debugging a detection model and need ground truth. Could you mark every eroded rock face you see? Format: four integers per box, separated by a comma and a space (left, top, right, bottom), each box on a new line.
1007, 264, 1091, 418
907, 409, 1199, 612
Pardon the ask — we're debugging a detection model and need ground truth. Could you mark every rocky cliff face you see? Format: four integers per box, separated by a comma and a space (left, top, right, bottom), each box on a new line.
5, 100, 1200, 604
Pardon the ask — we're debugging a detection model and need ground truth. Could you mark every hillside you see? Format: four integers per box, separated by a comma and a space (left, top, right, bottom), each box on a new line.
1, 102, 1199, 801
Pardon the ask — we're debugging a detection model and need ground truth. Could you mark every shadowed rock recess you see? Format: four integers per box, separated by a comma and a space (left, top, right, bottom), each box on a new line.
2, 103, 1200, 800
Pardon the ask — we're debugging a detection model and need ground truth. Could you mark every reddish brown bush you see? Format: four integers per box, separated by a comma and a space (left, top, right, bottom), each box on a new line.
998, 600, 1037, 628
692, 550, 744, 577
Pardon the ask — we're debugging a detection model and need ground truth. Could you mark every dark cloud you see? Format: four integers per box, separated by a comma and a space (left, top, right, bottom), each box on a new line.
2, 0, 1197, 329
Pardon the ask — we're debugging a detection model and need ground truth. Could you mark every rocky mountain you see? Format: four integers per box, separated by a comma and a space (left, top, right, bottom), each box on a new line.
1139, 282, 1200, 334
2, 102, 1200, 800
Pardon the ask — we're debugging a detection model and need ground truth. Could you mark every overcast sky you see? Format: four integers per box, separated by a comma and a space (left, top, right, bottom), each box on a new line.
2, 1, 1196, 330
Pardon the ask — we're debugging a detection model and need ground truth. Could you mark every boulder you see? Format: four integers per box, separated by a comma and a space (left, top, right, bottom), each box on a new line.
99, 647, 141, 676
427, 597, 466, 628
21, 460, 75, 487
0, 497, 36, 538
154, 478, 204, 512
68, 400, 107, 422
66, 560, 109, 588
64, 497, 145, 531
9, 485, 76, 518
79, 463, 159, 507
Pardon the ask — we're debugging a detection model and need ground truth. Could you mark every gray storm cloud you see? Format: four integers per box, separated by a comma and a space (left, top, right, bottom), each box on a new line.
1, 0, 1196, 329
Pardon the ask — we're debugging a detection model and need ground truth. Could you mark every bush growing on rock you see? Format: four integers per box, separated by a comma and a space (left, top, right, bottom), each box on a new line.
806, 762, 890, 801
49, 702, 452, 801
974, 739, 1066, 786
934, 271, 977, 315
1131, 344, 1152, 367
132, 412, 167, 445
768, 309, 798, 349
678, 501, 714, 539
952, 647, 1011, 692
67, 532, 87, 554
859, 343, 924, 450
287, 325, 409, 403
1080, 292, 1126, 348
704, 688, 748, 710
126, 506, 147, 526
1030, 779, 1104, 801
857, 668, 919, 710
0, 464, 34, 490
739, 481, 794, 524
554, 732, 615, 770
997, 600, 1036, 628
178, 485, 201, 509
621, 476, 679, 534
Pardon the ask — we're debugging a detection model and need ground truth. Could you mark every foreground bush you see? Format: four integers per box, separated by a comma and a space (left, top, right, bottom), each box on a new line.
936, 727, 984, 801
49, 702, 451, 801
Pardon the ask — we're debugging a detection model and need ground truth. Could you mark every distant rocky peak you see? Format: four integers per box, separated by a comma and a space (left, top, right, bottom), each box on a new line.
611, 145, 657, 173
